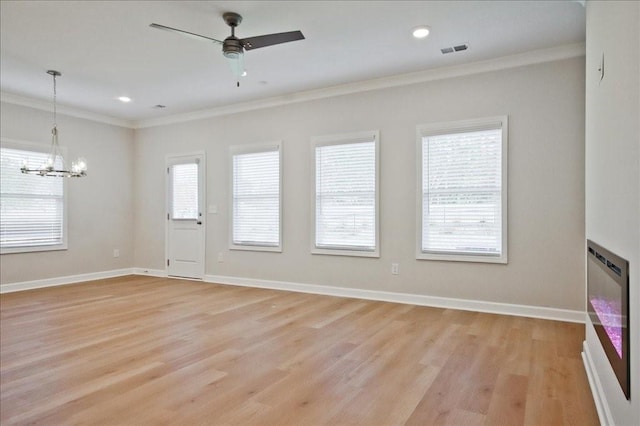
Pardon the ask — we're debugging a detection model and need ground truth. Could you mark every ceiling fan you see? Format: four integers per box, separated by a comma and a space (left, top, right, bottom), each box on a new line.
150, 12, 305, 86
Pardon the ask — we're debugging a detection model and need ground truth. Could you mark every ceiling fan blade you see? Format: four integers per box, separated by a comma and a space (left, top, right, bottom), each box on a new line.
149, 23, 223, 44
241, 31, 305, 50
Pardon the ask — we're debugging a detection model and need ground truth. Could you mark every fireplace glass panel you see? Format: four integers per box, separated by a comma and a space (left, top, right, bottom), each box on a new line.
587, 240, 630, 400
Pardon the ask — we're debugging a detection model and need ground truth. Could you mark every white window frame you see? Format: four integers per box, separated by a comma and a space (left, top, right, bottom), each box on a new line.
416, 116, 508, 264
0, 138, 68, 254
229, 142, 283, 252
169, 162, 200, 220
311, 130, 380, 258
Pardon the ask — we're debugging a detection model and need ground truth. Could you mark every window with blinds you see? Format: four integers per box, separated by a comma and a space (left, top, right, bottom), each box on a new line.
231, 144, 281, 250
313, 131, 379, 256
171, 163, 199, 220
418, 117, 508, 263
0, 143, 67, 253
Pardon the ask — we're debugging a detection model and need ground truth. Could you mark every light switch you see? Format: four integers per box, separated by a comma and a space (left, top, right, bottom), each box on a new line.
208, 204, 218, 214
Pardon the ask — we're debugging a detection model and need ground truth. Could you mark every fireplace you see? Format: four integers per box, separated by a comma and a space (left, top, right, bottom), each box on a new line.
587, 240, 630, 399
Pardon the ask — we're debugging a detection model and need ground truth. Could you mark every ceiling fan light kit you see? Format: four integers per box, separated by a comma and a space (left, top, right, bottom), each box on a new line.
150, 12, 304, 86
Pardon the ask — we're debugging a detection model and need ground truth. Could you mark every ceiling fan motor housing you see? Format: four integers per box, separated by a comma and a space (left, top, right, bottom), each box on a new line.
223, 37, 243, 58
222, 13, 244, 58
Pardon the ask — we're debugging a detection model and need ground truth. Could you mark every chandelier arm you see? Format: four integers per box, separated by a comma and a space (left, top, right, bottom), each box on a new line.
50, 126, 67, 170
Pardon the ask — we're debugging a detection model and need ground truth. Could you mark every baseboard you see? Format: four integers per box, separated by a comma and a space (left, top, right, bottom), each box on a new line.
582, 340, 614, 426
0, 268, 135, 294
204, 274, 585, 323
132, 267, 167, 278
1, 269, 584, 323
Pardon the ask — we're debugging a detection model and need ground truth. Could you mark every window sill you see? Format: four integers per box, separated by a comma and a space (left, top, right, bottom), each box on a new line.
229, 244, 282, 253
416, 251, 507, 264
1, 244, 68, 255
312, 247, 380, 258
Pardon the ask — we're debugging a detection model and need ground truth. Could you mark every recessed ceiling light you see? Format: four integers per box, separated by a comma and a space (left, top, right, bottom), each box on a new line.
118, 96, 132, 103
412, 26, 431, 39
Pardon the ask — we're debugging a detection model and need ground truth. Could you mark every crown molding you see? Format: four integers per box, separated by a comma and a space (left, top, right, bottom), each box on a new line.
0, 92, 135, 129
1, 43, 585, 131
135, 42, 585, 129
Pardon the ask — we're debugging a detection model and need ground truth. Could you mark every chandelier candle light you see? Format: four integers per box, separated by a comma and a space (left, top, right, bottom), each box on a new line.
20, 70, 87, 177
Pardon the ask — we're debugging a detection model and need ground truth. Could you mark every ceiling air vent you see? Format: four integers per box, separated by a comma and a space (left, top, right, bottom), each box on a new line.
441, 43, 469, 55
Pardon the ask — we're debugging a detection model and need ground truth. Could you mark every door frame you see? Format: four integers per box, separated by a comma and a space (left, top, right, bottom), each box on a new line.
165, 151, 206, 279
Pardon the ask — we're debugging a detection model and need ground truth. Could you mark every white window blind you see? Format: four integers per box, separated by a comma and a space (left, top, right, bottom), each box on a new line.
232, 147, 280, 247
315, 139, 377, 252
0, 146, 65, 252
421, 125, 504, 258
171, 163, 199, 220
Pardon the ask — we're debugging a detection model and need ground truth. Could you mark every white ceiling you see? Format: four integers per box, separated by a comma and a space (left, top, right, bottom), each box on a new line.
0, 1, 585, 123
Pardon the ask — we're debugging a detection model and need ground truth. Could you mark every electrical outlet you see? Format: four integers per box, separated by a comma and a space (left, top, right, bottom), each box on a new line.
391, 263, 399, 275
217, 252, 224, 263
113, 249, 120, 258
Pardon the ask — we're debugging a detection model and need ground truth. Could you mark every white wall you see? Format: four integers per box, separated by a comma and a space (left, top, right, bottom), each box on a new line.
134, 56, 586, 311
585, 1, 640, 424
0, 102, 135, 284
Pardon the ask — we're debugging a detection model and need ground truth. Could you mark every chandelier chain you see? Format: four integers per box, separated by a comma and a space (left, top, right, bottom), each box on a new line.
52, 73, 57, 127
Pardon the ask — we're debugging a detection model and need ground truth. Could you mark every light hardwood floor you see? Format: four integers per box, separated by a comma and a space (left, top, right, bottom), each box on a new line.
0, 275, 598, 425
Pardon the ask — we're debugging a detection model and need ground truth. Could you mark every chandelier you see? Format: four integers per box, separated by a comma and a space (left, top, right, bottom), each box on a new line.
20, 70, 87, 177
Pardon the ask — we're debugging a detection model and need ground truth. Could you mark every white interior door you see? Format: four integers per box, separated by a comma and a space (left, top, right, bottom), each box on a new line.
166, 153, 205, 279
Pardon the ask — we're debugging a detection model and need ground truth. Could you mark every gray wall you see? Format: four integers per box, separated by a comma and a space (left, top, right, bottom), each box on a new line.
134, 57, 586, 311
585, 1, 639, 424
0, 103, 135, 284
